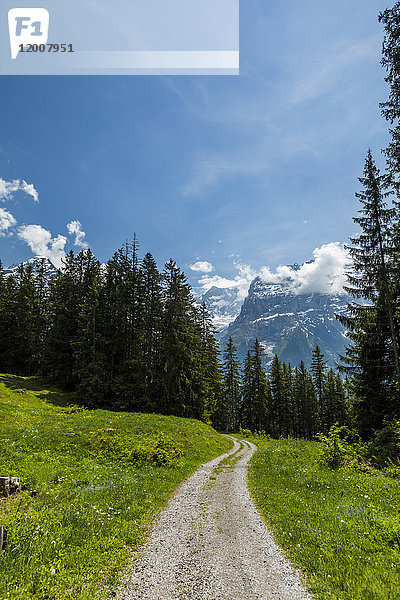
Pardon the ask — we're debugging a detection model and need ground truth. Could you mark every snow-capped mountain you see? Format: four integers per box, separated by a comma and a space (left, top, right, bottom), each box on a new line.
220, 275, 349, 367
4, 256, 58, 279
201, 286, 244, 333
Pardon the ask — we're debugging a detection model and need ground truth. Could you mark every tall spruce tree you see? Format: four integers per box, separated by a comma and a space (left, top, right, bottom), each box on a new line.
0, 264, 19, 374
334, 372, 348, 426
34, 258, 51, 374
46, 251, 81, 387
241, 350, 254, 430
311, 346, 327, 432
14, 264, 43, 375
282, 362, 295, 437
239, 339, 269, 432
269, 355, 285, 437
159, 260, 198, 417
111, 240, 146, 410
338, 151, 399, 435
222, 336, 241, 431
251, 339, 270, 432
293, 361, 318, 439
196, 302, 223, 426
380, 3, 400, 190
74, 252, 106, 407
141, 252, 163, 412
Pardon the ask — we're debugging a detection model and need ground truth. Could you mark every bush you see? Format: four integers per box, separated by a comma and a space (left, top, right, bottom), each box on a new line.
238, 427, 252, 438
144, 432, 184, 466
91, 430, 184, 466
316, 424, 363, 469
369, 420, 400, 467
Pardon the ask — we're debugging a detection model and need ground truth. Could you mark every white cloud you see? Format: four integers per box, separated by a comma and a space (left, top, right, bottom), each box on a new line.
0, 208, 17, 236
259, 243, 349, 295
67, 220, 89, 249
198, 243, 349, 301
198, 261, 256, 302
190, 260, 214, 273
18, 225, 67, 268
0, 178, 39, 203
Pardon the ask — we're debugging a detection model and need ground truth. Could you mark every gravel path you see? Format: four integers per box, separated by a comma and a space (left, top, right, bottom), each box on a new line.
117, 438, 312, 600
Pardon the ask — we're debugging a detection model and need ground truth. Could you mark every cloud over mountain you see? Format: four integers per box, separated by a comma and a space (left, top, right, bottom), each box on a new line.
197, 242, 349, 304
259, 243, 349, 295
18, 225, 67, 268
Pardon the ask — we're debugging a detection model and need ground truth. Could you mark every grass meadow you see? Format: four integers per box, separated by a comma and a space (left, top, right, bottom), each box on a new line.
245, 435, 400, 600
0, 374, 231, 600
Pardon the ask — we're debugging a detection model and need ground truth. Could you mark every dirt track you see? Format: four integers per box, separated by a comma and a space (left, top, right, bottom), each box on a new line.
117, 438, 312, 600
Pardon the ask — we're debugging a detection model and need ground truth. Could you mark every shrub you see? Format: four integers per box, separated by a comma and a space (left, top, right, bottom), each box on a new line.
238, 428, 252, 438
62, 404, 85, 414
90, 430, 183, 466
369, 420, 400, 467
316, 424, 363, 469
144, 432, 184, 466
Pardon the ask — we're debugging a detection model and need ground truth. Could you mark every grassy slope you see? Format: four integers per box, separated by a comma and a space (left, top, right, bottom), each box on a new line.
245, 436, 400, 600
0, 374, 231, 600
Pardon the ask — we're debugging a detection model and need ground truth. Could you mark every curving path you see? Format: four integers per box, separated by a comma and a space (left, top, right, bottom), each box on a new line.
117, 438, 312, 600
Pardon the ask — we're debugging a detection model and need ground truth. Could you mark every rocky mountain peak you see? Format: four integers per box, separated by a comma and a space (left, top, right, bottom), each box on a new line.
4, 256, 58, 279
222, 277, 349, 367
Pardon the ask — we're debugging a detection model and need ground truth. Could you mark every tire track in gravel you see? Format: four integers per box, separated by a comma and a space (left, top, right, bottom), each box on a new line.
117, 437, 312, 600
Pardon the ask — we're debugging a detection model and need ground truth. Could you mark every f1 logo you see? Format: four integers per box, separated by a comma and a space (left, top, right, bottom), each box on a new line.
8, 8, 50, 59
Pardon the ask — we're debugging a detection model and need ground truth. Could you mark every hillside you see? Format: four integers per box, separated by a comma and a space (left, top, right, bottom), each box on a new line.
0, 375, 231, 600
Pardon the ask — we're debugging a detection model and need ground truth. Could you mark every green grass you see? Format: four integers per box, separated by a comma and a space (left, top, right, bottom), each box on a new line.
244, 435, 400, 600
0, 374, 231, 600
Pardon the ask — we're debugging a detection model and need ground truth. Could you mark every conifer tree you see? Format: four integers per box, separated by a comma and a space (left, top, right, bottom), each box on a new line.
159, 259, 198, 417
380, 3, 400, 190
241, 350, 253, 430
45, 251, 81, 387
195, 302, 223, 426
311, 346, 327, 431
222, 336, 241, 431
269, 355, 285, 437
111, 240, 146, 410
334, 372, 348, 425
13, 264, 42, 375
204, 323, 224, 428
282, 362, 295, 436
141, 252, 163, 412
0, 261, 6, 365
293, 361, 318, 439
74, 252, 106, 406
34, 258, 51, 374
239, 339, 270, 432
251, 339, 270, 432
0, 262, 17, 373
338, 151, 399, 434
324, 369, 338, 430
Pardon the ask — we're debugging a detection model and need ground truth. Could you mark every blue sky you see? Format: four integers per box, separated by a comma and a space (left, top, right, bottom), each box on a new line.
0, 0, 392, 295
